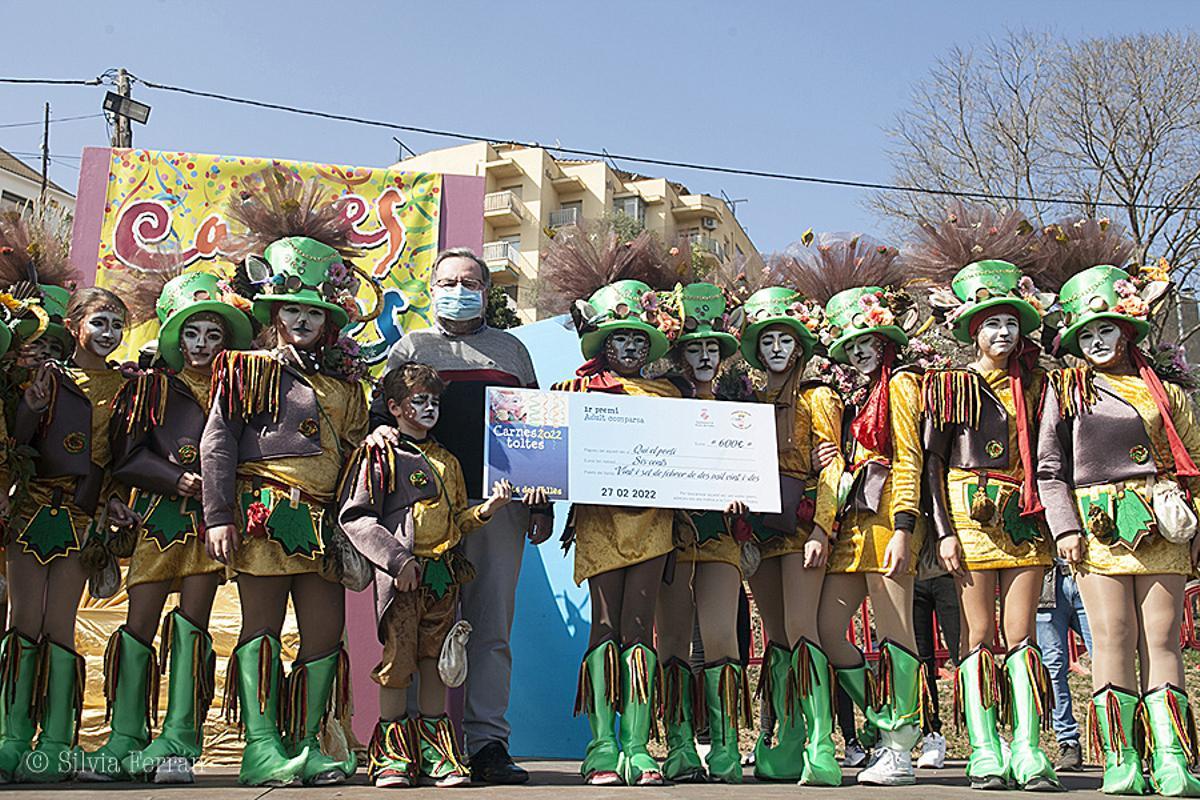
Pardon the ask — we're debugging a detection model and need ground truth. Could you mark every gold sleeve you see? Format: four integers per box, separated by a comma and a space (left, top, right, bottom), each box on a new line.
448, 454, 488, 536
342, 382, 371, 453
888, 371, 923, 525
804, 385, 845, 538
1165, 382, 1200, 497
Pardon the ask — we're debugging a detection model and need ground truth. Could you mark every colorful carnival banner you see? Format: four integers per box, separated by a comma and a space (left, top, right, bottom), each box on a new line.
78, 148, 443, 370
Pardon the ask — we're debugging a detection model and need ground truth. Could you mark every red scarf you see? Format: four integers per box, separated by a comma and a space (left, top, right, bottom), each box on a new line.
1009, 338, 1044, 516
575, 355, 626, 392
850, 341, 897, 457
1131, 347, 1200, 477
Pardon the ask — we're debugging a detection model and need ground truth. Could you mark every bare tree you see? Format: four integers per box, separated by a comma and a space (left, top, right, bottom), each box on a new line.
874, 31, 1200, 293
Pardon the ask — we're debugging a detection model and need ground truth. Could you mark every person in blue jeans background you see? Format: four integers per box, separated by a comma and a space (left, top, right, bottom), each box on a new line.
1035, 562, 1093, 772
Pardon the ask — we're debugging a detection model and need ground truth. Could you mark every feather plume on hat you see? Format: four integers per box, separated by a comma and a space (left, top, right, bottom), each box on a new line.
0, 200, 78, 293
781, 232, 906, 305
103, 248, 189, 326
1028, 216, 1136, 293
905, 201, 1037, 284
221, 167, 360, 261
538, 220, 682, 315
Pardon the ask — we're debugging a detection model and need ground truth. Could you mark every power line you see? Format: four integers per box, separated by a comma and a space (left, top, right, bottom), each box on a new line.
0, 113, 104, 130
3, 73, 1198, 213
0, 76, 103, 86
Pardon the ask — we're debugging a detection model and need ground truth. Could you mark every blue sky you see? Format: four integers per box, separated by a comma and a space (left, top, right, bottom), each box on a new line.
2, 0, 1195, 254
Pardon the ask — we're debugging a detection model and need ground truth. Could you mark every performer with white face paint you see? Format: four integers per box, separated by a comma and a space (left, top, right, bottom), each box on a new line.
790, 234, 928, 786
4, 286, 135, 783
652, 282, 751, 785
541, 227, 684, 787
1036, 224, 1200, 797
79, 271, 252, 783
736, 282, 843, 784
200, 169, 377, 787
914, 205, 1060, 792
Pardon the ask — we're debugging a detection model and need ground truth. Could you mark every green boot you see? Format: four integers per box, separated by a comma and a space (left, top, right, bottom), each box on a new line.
1005, 641, 1061, 791
122, 609, 216, 781
702, 660, 747, 784
367, 718, 418, 787
0, 631, 38, 782
834, 649, 879, 747
754, 641, 805, 781
856, 640, 921, 786
957, 645, 1008, 788
284, 648, 357, 785
16, 640, 84, 783
575, 639, 620, 784
79, 627, 156, 780
1143, 685, 1200, 797
795, 639, 842, 786
1092, 686, 1147, 795
227, 634, 308, 786
416, 715, 470, 787
660, 657, 704, 782
617, 643, 663, 786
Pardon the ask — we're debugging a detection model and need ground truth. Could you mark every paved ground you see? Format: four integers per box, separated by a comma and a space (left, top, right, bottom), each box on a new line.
0, 761, 1114, 798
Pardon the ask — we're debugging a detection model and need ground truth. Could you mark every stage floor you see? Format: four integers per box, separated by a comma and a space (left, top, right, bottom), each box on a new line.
0, 761, 1113, 797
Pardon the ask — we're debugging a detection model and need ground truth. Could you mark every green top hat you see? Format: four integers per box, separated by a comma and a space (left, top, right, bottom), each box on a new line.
156, 272, 254, 371
824, 286, 909, 364
671, 282, 738, 358
248, 236, 356, 330
13, 283, 70, 347
579, 279, 672, 363
739, 286, 820, 370
1057, 265, 1151, 357
947, 259, 1041, 344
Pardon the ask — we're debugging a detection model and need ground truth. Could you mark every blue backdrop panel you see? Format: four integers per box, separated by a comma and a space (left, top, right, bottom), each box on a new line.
503, 317, 593, 759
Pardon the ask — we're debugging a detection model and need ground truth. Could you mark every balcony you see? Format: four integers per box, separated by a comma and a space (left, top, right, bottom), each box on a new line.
687, 234, 727, 263
549, 207, 582, 229
671, 195, 725, 222
483, 190, 527, 225
482, 241, 521, 285
483, 157, 523, 178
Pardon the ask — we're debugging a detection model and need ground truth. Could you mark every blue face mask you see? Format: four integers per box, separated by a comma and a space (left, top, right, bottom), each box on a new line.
433, 284, 485, 321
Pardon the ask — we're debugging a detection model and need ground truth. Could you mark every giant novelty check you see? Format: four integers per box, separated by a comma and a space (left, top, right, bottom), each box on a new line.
483, 387, 781, 512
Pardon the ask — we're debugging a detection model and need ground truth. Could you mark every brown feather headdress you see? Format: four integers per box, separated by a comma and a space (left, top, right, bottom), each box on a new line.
103, 249, 189, 326
220, 167, 359, 261
0, 200, 78, 292
782, 232, 907, 305
1028, 216, 1136, 293
538, 221, 684, 315
905, 201, 1037, 284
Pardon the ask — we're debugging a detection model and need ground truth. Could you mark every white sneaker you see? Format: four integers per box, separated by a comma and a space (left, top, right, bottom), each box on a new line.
857, 746, 916, 786
916, 732, 946, 769
843, 741, 869, 768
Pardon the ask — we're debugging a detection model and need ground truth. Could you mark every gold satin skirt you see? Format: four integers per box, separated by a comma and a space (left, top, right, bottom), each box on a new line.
828, 480, 922, 575
948, 471, 1051, 571
572, 505, 674, 585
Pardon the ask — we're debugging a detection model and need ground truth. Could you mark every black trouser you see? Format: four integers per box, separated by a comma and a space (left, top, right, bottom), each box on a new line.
912, 574, 961, 734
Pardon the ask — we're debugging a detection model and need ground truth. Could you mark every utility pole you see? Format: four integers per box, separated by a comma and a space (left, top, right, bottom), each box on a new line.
39, 102, 49, 201
112, 69, 132, 148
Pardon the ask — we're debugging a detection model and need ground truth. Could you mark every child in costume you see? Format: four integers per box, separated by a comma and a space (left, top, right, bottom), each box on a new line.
3, 284, 134, 784
79, 268, 253, 782
200, 169, 376, 787
540, 224, 684, 787
912, 204, 1060, 791
1035, 218, 1200, 797
652, 281, 752, 784
737, 275, 843, 784
340, 362, 513, 788
789, 233, 928, 786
